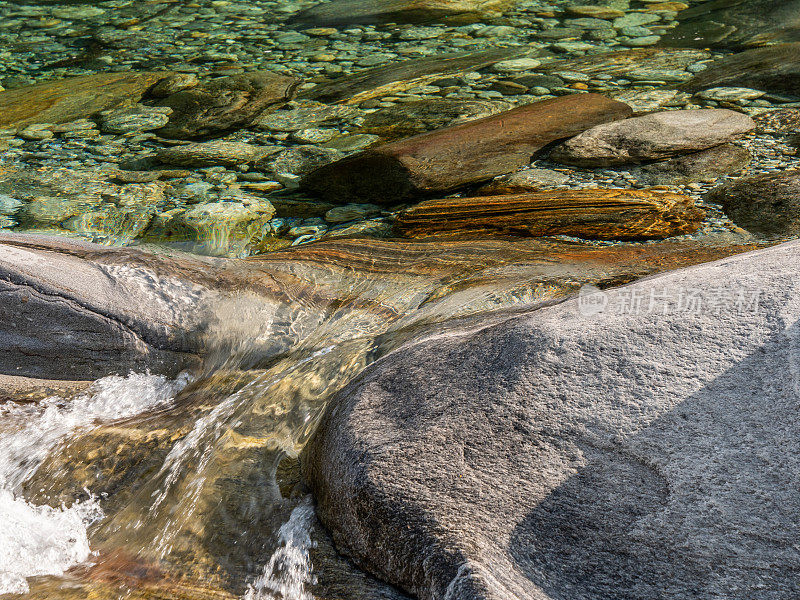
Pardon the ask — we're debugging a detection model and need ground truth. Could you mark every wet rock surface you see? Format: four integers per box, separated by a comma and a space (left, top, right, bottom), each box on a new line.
683, 44, 800, 97
3, 1, 800, 598
395, 189, 703, 240
550, 109, 755, 167
707, 169, 800, 237
305, 240, 800, 600
301, 94, 632, 204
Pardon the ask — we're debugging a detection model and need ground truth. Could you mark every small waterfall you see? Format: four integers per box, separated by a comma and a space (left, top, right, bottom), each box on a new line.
0, 372, 189, 595
243, 497, 317, 600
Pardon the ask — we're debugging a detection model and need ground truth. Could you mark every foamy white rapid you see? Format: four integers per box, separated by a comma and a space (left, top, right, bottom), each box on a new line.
243, 497, 317, 600
0, 372, 190, 595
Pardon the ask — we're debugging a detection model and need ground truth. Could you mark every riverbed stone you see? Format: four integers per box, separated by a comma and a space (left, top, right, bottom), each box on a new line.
550, 109, 755, 167
0, 72, 169, 129
660, 0, 800, 48
289, 0, 516, 27
683, 44, 800, 98
156, 141, 280, 168
302, 94, 632, 204
395, 189, 703, 240
707, 169, 800, 237
304, 240, 800, 600
155, 71, 300, 139
358, 98, 510, 141
632, 143, 752, 186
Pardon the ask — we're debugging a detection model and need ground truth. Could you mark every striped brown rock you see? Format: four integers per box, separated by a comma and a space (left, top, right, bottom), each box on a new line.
395, 189, 704, 240
301, 94, 633, 205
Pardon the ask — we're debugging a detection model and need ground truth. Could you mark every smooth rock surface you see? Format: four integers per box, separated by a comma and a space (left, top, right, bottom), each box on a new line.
395, 189, 704, 240
155, 141, 279, 168
660, 0, 800, 48
301, 94, 633, 204
683, 44, 800, 97
289, 0, 516, 26
304, 241, 800, 600
156, 71, 299, 139
707, 169, 800, 237
0, 72, 168, 129
550, 109, 754, 167
632, 143, 751, 186
302, 48, 527, 104
358, 99, 511, 141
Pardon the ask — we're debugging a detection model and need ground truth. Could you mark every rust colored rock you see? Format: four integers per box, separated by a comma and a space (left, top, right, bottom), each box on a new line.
301, 94, 633, 205
396, 189, 704, 240
155, 71, 299, 139
0, 72, 169, 129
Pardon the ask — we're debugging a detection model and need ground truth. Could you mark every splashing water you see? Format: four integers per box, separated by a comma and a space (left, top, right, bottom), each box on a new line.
0, 372, 190, 595
243, 497, 317, 600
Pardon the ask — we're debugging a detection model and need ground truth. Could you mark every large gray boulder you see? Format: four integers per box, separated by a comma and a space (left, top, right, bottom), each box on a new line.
550, 109, 754, 167
304, 241, 800, 600
0, 233, 214, 379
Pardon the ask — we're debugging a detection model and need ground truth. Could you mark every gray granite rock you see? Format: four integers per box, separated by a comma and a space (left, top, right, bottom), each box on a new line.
304, 240, 800, 600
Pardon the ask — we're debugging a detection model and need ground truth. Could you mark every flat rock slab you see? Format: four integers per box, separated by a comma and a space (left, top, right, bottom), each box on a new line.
155, 71, 299, 139
304, 241, 800, 600
0, 72, 169, 129
683, 44, 800, 98
301, 94, 633, 205
550, 109, 754, 167
289, 0, 516, 27
155, 141, 279, 168
539, 47, 710, 80
395, 189, 704, 240
707, 169, 800, 237
301, 48, 528, 105
660, 0, 800, 48
357, 99, 511, 141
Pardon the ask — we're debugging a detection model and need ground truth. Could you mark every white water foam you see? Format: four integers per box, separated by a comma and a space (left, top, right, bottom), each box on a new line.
0, 372, 189, 595
243, 497, 317, 600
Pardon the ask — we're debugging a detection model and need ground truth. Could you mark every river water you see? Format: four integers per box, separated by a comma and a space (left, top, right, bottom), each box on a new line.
1, 0, 786, 597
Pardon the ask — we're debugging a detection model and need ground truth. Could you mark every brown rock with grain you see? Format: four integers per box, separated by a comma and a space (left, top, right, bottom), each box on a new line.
0, 72, 169, 129
395, 189, 704, 240
301, 94, 633, 205
155, 71, 299, 139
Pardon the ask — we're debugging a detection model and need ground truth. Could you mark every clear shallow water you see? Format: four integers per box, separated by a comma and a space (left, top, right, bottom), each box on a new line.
0, 373, 189, 595
1, 0, 796, 597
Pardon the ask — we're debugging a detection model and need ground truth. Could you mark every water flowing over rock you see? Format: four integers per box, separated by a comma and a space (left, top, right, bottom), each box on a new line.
0, 72, 169, 129
660, 0, 800, 49
289, 0, 517, 27
550, 109, 755, 167
395, 189, 704, 240
155, 71, 299, 139
707, 169, 800, 237
683, 44, 800, 98
304, 240, 800, 600
301, 94, 633, 204
0, 234, 216, 379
